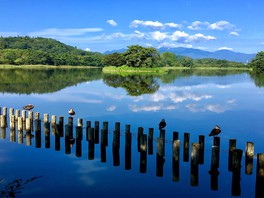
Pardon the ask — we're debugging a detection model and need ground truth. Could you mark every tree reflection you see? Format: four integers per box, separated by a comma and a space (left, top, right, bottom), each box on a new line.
103, 74, 159, 96
0, 176, 42, 197
249, 71, 264, 87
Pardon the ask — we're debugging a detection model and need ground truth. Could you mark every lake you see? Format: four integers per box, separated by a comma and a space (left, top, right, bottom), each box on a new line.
0, 68, 264, 198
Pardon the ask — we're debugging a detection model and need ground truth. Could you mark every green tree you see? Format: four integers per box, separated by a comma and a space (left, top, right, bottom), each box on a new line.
249, 51, 264, 73
123, 45, 161, 68
161, 52, 179, 67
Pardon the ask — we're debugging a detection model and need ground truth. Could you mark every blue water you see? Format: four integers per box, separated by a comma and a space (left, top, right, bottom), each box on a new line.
1, 71, 264, 197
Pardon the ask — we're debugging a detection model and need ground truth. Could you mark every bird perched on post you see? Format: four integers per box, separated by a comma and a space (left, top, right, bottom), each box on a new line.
159, 119, 166, 130
209, 125, 221, 136
68, 108, 75, 116
23, 104, 34, 111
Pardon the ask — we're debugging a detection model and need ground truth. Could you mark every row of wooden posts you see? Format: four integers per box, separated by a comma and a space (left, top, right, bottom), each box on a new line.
0, 107, 264, 197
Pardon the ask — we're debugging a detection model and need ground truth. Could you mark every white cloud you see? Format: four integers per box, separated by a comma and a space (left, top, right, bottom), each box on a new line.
218, 46, 233, 51
107, 19, 117, 27
208, 21, 233, 30
130, 20, 163, 30
151, 31, 168, 41
85, 48, 91, 51
129, 104, 162, 112
187, 33, 216, 42
229, 31, 239, 36
170, 31, 215, 43
29, 28, 103, 37
164, 22, 181, 29
187, 21, 209, 30
0, 31, 21, 37
107, 105, 116, 111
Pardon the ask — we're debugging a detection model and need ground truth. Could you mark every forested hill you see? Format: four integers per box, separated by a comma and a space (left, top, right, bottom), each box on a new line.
0, 36, 104, 66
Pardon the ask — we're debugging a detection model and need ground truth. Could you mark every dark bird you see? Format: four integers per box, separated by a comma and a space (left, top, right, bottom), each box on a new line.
23, 104, 34, 111
159, 119, 166, 130
209, 125, 221, 136
68, 108, 75, 116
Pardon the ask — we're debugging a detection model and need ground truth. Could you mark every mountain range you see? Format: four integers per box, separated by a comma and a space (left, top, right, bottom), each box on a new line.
104, 47, 256, 63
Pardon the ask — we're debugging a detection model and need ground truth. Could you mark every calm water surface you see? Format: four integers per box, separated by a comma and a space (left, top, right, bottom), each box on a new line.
0, 68, 264, 197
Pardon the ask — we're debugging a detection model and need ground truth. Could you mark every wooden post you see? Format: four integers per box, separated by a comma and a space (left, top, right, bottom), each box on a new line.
28, 111, 33, 130
9, 115, 15, 130
17, 117, 23, 131
125, 124, 130, 133
232, 149, 243, 196
2, 107, 7, 116
55, 125, 60, 151
35, 112, 40, 120
25, 118, 31, 132
22, 110, 26, 122
15, 109, 20, 121
209, 145, 220, 191
77, 118, 83, 127
65, 125, 71, 154
86, 121, 91, 141
115, 122, 120, 132
228, 139, 236, 171
113, 130, 120, 166
245, 141, 254, 175
76, 126, 82, 157
44, 122, 50, 149
125, 131, 132, 170
137, 127, 144, 152
173, 131, 179, 141
156, 137, 165, 177
18, 131, 23, 144
191, 143, 200, 186
58, 116, 64, 137
9, 108, 14, 122
1, 128, 6, 139
51, 115, 56, 126
44, 113, 49, 123
94, 121, 99, 144
25, 132, 32, 146
0, 115, 7, 128
103, 121, 108, 132
255, 153, 264, 198
183, 132, 190, 162
213, 136, 220, 148
148, 128, 154, 155
10, 129, 16, 142
140, 134, 147, 173
88, 127, 95, 160
68, 117, 73, 138
101, 128, 108, 146
172, 139, 180, 182
35, 119, 41, 148
198, 135, 205, 164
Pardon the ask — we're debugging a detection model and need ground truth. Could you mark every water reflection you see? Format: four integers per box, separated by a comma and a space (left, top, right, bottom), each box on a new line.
1, 114, 264, 197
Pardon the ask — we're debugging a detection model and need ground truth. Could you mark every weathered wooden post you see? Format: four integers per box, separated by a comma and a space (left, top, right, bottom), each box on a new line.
137, 127, 144, 152
51, 115, 56, 127
173, 131, 179, 141
198, 135, 205, 164
148, 128, 154, 155
2, 107, 7, 116
21, 110, 26, 123
65, 124, 71, 154
18, 130, 23, 144
58, 116, 64, 137
17, 117, 23, 132
125, 129, 132, 170
68, 117, 73, 137
9, 115, 15, 130
15, 109, 20, 122
44, 113, 49, 124
115, 122, 120, 132
213, 136, 220, 148
172, 139, 180, 182
35, 119, 41, 148
86, 121, 91, 141
0, 115, 7, 128
25, 131, 32, 146
94, 121, 99, 144
209, 145, 220, 191
228, 139, 236, 171
1, 127, 6, 139
183, 132, 190, 162
113, 130, 120, 166
255, 153, 264, 198
28, 111, 33, 131
25, 118, 31, 132
76, 126, 82, 157
35, 112, 40, 120
191, 143, 200, 186
231, 149, 243, 196
10, 128, 16, 142
44, 122, 50, 149
88, 127, 95, 160
140, 134, 147, 173
156, 137, 165, 177
77, 118, 83, 127
245, 141, 254, 175
55, 124, 61, 151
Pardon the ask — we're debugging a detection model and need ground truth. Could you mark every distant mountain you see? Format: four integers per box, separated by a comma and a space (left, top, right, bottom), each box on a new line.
104, 47, 256, 63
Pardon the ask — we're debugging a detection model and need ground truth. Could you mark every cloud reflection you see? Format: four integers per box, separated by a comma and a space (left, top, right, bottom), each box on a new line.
73, 159, 107, 186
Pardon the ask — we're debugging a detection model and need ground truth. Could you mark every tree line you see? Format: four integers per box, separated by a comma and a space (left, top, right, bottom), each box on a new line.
0, 36, 260, 69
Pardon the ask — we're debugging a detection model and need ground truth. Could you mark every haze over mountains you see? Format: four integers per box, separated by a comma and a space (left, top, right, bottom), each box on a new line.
104, 47, 256, 63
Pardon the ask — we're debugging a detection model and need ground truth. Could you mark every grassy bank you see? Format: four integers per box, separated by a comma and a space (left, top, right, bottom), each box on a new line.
0, 64, 99, 69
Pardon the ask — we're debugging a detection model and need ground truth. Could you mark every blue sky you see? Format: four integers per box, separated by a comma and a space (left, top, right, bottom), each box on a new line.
0, 0, 263, 54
